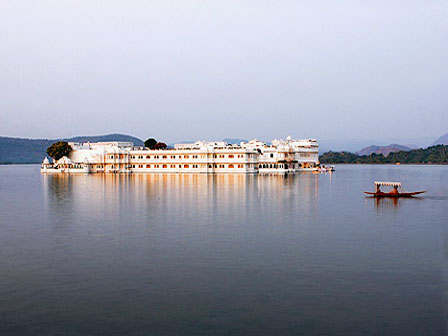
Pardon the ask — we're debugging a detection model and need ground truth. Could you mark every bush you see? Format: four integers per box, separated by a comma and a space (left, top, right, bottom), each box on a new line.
46, 141, 73, 161
144, 138, 157, 149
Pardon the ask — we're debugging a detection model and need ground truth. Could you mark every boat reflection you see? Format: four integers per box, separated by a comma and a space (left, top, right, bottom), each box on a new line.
366, 195, 424, 214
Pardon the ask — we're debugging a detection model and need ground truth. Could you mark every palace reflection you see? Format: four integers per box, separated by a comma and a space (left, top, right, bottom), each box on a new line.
43, 173, 320, 229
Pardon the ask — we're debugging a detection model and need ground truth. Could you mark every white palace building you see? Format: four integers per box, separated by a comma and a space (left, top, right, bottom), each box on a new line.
41, 136, 320, 174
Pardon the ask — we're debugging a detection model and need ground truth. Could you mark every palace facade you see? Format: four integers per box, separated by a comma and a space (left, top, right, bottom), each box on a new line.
41, 136, 320, 174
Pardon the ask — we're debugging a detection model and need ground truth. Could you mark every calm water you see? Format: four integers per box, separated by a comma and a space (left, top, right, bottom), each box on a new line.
1, 165, 447, 335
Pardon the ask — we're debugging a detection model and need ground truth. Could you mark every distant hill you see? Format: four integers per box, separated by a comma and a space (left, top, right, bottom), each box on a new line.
356, 144, 412, 157
65, 133, 143, 145
0, 133, 144, 164
432, 133, 448, 146
169, 138, 250, 147
320, 145, 448, 164
222, 138, 248, 145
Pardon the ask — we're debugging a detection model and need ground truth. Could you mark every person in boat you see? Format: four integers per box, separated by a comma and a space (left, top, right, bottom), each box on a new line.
389, 185, 399, 194
375, 184, 382, 193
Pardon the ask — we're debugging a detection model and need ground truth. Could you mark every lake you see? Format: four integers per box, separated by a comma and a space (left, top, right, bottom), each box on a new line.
0, 165, 447, 335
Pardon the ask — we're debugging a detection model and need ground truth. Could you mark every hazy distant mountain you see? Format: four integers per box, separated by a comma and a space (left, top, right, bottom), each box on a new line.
319, 136, 433, 153
65, 133, 143, 145
320, 144, 448, 164
170, 138, 249, 147
0, 134, 143, 164
356, 144, 412, 157
222, 138, 248, 145
432, 133, 448, 146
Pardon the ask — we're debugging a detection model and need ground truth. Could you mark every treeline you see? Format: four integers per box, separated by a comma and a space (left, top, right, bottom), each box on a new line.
319, 145, 448, 164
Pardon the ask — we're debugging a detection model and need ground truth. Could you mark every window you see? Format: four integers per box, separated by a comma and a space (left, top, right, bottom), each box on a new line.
170, 164, 176, 168
162, 164, 167, 168
139, 165, 143, 168
162, 155, 167, 159
184, 155, 189, 158
228, 164, 234, 168
184, 164, 189, 168
228, 155, 234, 158
238, 164, 243, 168
270, 154, 274, 158
146, 155, 150, 159
209, 165, 212, 168
146, 165, 151, 168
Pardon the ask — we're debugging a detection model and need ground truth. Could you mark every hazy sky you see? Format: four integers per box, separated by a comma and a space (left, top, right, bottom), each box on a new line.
0, 0, 447, 144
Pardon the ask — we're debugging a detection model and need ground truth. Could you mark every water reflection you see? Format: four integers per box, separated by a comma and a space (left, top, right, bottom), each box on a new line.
373, 196, 400, 210
43, 173, 320, 228
365, 195, 425, 214
2, 165, 447, 335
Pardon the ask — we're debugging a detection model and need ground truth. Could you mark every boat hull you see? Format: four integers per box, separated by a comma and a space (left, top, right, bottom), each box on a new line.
364, 191, 426, 197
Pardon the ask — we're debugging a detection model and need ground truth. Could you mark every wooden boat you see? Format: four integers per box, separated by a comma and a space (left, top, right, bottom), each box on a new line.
364, 181, 425, 198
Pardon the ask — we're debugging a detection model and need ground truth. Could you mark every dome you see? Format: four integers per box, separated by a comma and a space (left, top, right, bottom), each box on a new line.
58, 156, 72, 164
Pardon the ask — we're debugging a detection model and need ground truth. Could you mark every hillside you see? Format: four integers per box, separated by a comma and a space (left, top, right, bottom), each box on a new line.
320, 145, 448, 164
432, 133, 448, 145
0, 134, 144, 164
222, 138, 248, 145
356, 144, 412, 157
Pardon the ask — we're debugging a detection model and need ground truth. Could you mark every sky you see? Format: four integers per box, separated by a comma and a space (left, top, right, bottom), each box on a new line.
0, 0, 447, 145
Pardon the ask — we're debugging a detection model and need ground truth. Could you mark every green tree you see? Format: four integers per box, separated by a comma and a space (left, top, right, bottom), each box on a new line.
144, 138, 157, 149
155, 142, 167, 149
46, 141, 73, 161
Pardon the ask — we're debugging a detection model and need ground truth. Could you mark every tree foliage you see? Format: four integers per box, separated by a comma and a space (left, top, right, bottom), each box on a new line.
319, 145, 448, 164
154, 142, 167, 149
46, 141, 73, 161
144, 138, 157, 149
